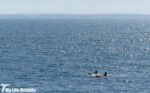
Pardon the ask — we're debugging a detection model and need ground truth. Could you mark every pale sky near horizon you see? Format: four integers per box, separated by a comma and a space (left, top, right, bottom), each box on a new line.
0, 0, 150, 14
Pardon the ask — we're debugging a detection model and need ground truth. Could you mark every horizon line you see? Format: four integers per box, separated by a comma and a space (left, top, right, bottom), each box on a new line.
0, 13, 150, 15
0, 13, 150, 19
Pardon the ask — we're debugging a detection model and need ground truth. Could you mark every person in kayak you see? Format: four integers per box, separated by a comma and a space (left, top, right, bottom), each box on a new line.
104, 72, 107, 76
94, 70, 98, 74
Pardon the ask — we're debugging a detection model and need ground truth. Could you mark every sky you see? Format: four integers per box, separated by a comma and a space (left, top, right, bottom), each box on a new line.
0, 0, 150, 14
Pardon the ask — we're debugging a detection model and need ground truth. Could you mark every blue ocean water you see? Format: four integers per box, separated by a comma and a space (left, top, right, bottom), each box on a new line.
0, 15, 150, 93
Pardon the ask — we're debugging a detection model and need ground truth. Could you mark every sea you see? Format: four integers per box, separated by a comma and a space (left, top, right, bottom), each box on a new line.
0, 15, 150, 93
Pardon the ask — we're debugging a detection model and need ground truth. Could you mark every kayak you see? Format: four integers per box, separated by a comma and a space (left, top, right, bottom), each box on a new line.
88, 73, 112, 78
